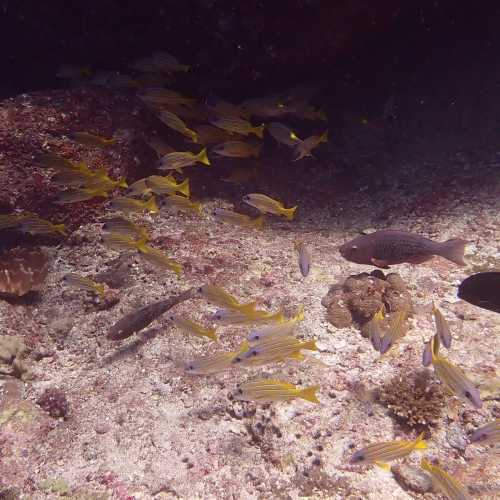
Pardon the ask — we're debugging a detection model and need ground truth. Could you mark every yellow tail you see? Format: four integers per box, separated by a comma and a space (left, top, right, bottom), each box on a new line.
413, 432, 427, 450
197, 147, 210, 166
117, 177, 128, 188
55, 223, 67, 236
375, 461, 391, 471
169, 260, 183, 276
299, 385, 320, 404
294, 304, 305, 322
237, 301, 258, 313
252, 215, 264, 228
301, 339, 318, 352
146, 196, 159, 213
206, 329, 218, 342
177, 178, 190, 197
253, 125, 265, 139
288, 352, 305, 361
135, 239, 151, 254
320, 130, 328, 143
283, 206, 297, 221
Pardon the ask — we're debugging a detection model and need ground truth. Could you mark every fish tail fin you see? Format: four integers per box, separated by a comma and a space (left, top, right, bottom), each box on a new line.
207, 329, 218, 342
318, 110, 328, 121
238, 301, 258, 313
253, 215, 264, 229
254, 125, 265, 138
170, 261, 183, 276
177, 178, 190, 198
118, 177, 128, 188
283, 206, 297, 221
193, 202, 203, 215
288, 352, 305, 360
197, 147, 210, 166
440, 238, 468, 266
298, 385, 320, 404
146, 196, 159, 213
95, 284, 106, 297
106, 138, 117, 145
431, 333, 440, 360
301, 339, 318, 352
135, 239, 151, 254
295, 304, 305, 321
320, 130, 328, 143
189, 130, 198, 143
375, 461, 391, 471
413, 433, 427, 450
55, 223, 67, 235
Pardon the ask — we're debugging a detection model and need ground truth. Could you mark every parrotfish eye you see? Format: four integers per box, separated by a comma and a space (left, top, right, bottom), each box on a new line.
169, 315, 175, 320
186, 364, 194, 371
197, 286, 203, 294
250, 350, 258, 357
464, 390, 473, 400
233, 356, 242, 364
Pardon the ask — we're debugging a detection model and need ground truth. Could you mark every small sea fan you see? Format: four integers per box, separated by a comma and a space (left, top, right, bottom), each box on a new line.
0, 247, 48, 296
379, 370, 446, 429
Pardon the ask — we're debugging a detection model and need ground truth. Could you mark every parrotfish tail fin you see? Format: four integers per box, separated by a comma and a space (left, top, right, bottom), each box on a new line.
288, 352, 305, 361
302, 339, 318, 352
177, 178, 190, 198
198, 147, 210, 166
320, 130, 328, 143
375, 461, 391, 471
441, 238, 468, 266
253, 215, 264, 229
194, 202, 203, 215
146, 196, 159, 213
299, 385, 320, 404
283, 206, 297, 221
254, 125, 265, 139
118, 177, 128, 188
56, 224, 67, 236
96, 284, 106, 297
413, 433, 427, 450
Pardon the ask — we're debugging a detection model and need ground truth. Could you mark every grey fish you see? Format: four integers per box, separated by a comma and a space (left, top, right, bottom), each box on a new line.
295, 241, 311, 277
339, 230, 467, 268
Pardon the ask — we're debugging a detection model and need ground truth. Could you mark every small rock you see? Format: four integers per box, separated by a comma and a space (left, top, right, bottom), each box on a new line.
95, 422, 111, 434
446, 423, 467, 451
326, 301, 353, 328
392, 464, 432, 494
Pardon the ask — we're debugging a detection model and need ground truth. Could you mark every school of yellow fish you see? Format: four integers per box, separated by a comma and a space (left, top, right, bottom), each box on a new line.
0, 51, 495, 499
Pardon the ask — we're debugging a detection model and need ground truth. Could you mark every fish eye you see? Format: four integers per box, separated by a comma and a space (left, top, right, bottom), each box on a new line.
233, 357, 242, 364
169, 315, 175, 320
250, 350, 258, 357
464, 390, 472, 400
236, 387, 243, 394
254, 335, 260, 341
351, 453, 365, 463
186, 364, 194, 371
351, 245, 358, 251
197, 287, 203, 293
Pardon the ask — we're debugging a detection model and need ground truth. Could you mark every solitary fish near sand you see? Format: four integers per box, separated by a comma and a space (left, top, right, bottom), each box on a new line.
339, 230, 467, 268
